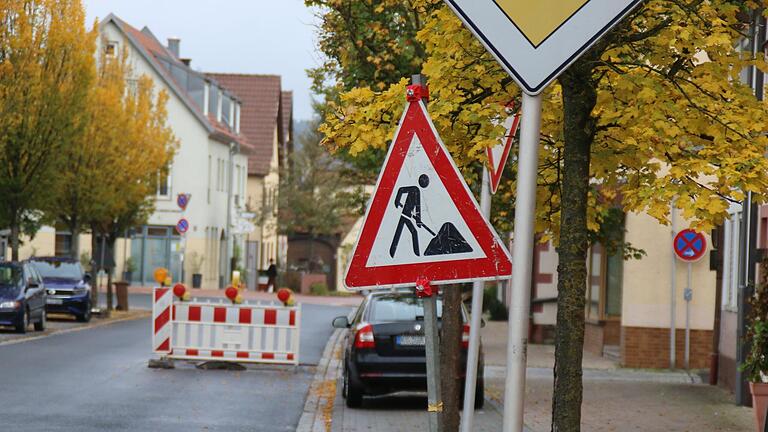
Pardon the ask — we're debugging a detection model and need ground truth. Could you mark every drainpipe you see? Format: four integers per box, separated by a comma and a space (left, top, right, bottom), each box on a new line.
710, 227, 724, 385
226, 141, 239, 288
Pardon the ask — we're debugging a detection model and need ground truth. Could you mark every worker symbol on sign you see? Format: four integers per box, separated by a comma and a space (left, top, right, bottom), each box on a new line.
389, 173, 473, 258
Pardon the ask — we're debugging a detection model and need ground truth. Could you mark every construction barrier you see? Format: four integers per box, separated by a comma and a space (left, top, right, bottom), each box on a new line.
152, 287, 301, 365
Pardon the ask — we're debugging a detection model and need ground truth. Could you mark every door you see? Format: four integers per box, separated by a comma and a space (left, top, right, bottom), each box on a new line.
24, 265, 44, 320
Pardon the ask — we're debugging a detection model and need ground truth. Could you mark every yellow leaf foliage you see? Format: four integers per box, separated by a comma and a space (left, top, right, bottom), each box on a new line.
320, 0, 768, 238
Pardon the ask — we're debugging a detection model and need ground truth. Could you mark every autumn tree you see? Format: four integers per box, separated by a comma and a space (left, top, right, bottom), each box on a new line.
314, 0, 768, 430
306, 0, 441, 182
87, 64, 176, 311
0, 0, 95, 260
277, 120, 364, 274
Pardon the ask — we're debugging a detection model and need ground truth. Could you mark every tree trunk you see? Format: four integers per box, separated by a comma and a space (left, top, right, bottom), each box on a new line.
440, 286, 462, 431
10, 221, 20, 262
308, 233, 316, 273
106, 236, 116, 313
68, 219, 80, 260
90, 229, 99, 311
551, 62, 597, 432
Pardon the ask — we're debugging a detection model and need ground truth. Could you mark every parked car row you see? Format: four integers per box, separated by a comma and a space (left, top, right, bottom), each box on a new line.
333, 290, 484, 409
0, 257, 92, 333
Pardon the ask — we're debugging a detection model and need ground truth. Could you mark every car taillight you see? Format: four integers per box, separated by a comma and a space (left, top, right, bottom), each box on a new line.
354, 323, 376, 349
462, 324, 470, 349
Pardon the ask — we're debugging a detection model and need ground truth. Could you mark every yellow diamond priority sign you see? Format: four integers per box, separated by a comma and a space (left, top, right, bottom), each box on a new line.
444, 0, 643, 95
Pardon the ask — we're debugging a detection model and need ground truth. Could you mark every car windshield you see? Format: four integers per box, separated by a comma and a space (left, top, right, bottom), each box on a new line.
369, 295, 444, 322
0, 264, 22, 297
32, 261, 82, 279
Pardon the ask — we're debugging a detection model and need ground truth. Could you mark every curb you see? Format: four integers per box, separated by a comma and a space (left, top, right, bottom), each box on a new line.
0, 311, 151, 348
297, 327, 344, 432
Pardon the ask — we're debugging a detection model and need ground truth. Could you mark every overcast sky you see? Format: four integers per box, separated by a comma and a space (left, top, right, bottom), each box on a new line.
83, 0, 320, 121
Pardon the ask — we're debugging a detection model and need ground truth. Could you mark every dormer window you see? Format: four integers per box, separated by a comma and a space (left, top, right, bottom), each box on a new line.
105, 41, 118, 57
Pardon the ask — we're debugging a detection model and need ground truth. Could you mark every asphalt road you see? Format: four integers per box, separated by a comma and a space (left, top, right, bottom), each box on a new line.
0, 302, 350, 431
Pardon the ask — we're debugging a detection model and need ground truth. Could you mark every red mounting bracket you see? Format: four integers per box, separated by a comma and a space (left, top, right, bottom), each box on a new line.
415, 277, 435, 298
406, 84, 429, 102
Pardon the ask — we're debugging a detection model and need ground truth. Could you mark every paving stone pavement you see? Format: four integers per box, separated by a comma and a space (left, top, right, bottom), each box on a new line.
330, 388, 507, 432
323, 320, 753, 431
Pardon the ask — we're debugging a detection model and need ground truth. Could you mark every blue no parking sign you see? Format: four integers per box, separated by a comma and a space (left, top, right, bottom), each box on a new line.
673, 229, 707, 262
175, 218, 190, 235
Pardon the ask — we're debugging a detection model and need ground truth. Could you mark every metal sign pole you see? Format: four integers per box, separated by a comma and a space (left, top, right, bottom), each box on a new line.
670, 202, 677, 369
460, 168, 491, 432
422, 284, 443, 432
503, 92, 542, 432
685, 262, 693, 370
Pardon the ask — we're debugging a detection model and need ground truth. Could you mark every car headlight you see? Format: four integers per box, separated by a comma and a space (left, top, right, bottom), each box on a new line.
0, 301, 20, 309
73, 288, 88, 296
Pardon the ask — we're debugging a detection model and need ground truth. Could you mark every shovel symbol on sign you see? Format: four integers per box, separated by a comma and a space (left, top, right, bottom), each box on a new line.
389, 174, 473, 258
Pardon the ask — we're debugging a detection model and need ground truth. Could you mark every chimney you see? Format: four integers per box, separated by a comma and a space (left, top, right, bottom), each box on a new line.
167, 37, 180, 58
181, 58, 191, 67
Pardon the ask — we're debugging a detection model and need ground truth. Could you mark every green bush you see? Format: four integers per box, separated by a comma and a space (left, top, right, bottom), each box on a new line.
310, 282, 329, 296
483, 285, 508, 321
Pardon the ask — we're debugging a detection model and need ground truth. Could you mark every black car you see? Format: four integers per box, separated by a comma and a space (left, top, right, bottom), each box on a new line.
0, 261, 47, 333
333, 291, 484, 408
30, 257, 92, 322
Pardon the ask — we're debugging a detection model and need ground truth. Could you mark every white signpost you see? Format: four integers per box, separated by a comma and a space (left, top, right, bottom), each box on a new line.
443, 1, 644, 431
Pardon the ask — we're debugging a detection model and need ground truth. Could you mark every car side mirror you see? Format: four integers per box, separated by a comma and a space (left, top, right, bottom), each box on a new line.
332, 316, 350, 329
83, 273, 91, 283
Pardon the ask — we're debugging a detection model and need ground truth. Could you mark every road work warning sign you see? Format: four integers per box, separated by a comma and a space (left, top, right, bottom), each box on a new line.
344, 98, 512, 290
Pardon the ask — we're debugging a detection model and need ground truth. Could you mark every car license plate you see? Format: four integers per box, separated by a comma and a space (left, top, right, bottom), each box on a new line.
47, 298, 63, 305
396, 335, 425, 346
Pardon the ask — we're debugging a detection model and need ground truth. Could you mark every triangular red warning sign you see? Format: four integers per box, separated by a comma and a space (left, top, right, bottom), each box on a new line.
487, 113, 520, 195
344, 100, 512, 290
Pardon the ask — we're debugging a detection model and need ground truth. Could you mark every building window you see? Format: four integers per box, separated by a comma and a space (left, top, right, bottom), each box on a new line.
221, 95, 232, 128
105, 41, 118, 57
585, 211, 625, 322
55, 232, 73, 257
157, 167, 172, 198
207, 156, 212, 203
208, 85, 219, 119
722, 209, 742, 311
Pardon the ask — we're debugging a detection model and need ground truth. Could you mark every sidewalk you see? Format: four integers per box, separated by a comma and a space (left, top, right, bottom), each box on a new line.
318, 320, 753, 432
483, 321, 752, 432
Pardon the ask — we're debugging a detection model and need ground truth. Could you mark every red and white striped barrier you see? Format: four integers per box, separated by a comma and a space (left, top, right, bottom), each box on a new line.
153, 288, 173, 354
152, 287, 301, 365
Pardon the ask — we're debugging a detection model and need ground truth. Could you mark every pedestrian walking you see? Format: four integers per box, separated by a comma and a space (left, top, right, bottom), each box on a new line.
266, 259, 278, 293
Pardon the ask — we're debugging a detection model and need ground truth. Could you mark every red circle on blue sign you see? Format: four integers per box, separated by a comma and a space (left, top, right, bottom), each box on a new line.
673, 229, 707, 262
176, 218, 190, 235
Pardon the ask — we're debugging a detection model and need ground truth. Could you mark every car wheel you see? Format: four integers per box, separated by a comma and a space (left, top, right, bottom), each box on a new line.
15, 308, 28, 334
76, 300, 92, 323
34, 309, 46, 331
345, 365, 363, 408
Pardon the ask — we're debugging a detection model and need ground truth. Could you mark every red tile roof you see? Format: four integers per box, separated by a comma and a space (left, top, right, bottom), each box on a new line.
207, 73, 285, 176
112, 17, 246, 148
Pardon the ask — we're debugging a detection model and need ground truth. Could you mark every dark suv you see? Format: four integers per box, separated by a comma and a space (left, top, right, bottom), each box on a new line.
30, 257, 91, 322
0, 261, 47, 333
333, 291, 484, 408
